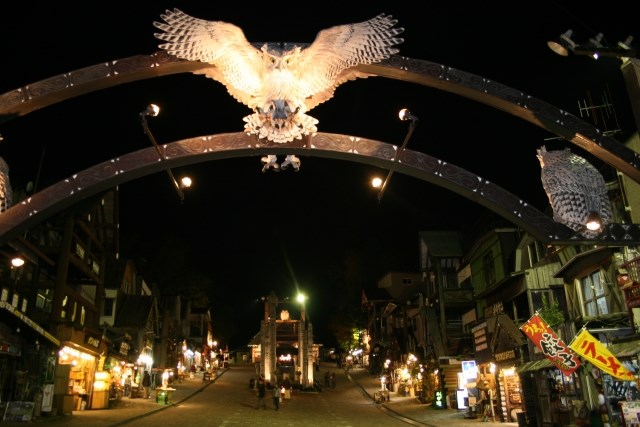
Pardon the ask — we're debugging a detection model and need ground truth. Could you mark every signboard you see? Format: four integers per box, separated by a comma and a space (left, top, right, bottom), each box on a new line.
41, 384, 54, 413
620, 401, 640, 427
520, 314, 581, 376
569, 329, 635, 380
2, 401, 34, 422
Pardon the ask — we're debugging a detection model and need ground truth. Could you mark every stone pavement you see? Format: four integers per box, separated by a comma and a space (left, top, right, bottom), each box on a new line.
345, 366, 519, 427
0, 364, 519, 427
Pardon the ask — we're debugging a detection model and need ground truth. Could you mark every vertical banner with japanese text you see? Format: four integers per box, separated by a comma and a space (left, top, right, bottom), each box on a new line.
520, 314, 581, 376
569, 328, 636, 380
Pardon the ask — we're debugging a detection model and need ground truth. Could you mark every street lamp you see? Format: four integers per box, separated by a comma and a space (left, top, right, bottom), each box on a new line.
11, 256, 25, 268
138, 104, 192, 203
375, 108, 419, 203
548, 30, 636, 60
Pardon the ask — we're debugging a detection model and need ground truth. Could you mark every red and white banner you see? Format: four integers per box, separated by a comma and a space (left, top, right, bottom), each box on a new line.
520, 314, 581, 376
569, 328, 635, 381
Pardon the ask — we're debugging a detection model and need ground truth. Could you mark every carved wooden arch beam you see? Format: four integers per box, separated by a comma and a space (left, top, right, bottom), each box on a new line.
0, 132, 639, 247
0, 51, 639, 246
1, 51, 638, 182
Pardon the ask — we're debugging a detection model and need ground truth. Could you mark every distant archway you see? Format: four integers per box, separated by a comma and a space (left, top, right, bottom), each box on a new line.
0, 51, 639, 244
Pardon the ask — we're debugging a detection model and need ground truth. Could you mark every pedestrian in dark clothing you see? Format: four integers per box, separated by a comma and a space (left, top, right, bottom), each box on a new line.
272, 382, 280, 410
331, 372, 336, 389
142, 371, 151, 399
124, 375, 132, 397
255, 377, 266, 409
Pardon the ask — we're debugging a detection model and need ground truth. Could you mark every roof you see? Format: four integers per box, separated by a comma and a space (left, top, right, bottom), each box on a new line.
247, 331, 261, 346
114, 295, 155, 328
419, 231, 464, 257
609, 339, 640, 358
517, 358, 554, 374
553, 247, 614, 278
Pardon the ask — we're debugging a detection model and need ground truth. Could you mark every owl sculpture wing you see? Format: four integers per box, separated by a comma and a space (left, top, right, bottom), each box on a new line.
537, 146, 612, 238
153, 9, 404, 143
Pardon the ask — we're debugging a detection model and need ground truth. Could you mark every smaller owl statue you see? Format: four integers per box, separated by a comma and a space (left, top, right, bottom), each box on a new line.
154, 10, 404, 143
537, 146, 611, 238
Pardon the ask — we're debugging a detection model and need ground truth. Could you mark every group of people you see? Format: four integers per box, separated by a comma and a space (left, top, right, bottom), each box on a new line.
254, 375, 283, 410
254, 374, 296, 410
122, 371, 152, 399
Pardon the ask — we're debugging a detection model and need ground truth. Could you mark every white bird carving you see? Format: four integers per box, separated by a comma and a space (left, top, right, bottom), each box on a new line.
153, 9, 404, 143
537, 146, 612, 238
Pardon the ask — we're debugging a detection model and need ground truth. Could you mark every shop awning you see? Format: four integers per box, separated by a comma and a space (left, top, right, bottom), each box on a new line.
608, 340, 640, 358
517, 358, 554, 374
492, 313, 525, 347
0, 301, 59, 346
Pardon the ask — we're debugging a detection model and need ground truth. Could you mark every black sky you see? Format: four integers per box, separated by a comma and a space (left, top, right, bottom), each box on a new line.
0, 2, 637, 348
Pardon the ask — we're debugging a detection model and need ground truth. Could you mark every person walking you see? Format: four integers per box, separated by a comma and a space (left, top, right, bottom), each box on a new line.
124, 375, 132, 398
272, 381, 280, 411
255, 377, 266, 409
142, 371, 151, 399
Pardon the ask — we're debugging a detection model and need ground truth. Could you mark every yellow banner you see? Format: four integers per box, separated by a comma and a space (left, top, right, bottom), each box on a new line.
569, 329, 635, 381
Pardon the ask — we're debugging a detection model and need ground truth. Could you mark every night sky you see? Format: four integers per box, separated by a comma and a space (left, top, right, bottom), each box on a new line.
0, 2, 637, 348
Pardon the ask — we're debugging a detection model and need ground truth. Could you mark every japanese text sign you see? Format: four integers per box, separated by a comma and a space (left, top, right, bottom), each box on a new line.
569, 329, 635, 381
520, 314, 581, 376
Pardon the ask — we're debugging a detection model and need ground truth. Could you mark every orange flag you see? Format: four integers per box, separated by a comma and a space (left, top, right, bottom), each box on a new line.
520, 314, 581, 376
569, 328, 635, 381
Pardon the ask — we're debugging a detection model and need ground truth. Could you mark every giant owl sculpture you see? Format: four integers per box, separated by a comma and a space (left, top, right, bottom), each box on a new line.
537, 146, 611, 238
153, 9, 404, 143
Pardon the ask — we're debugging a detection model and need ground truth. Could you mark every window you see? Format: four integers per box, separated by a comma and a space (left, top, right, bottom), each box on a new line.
103, 297, 114, 317
483, 251, 496, 286
581, 270, 608, 316
71, 301, 77, 322
443, 270, 460, 289
35, 288, 53, 313
61, 295, 68, 319
527, 241, 544, 266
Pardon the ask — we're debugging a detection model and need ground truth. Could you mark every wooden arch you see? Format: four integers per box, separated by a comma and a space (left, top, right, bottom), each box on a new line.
0, 51, 639, 245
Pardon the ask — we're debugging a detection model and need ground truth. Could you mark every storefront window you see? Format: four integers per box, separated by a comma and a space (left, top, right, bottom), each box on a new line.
546, 368, 580, 410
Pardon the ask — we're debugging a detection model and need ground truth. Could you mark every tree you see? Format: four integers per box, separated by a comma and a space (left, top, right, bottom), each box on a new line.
539, 293, 565, 327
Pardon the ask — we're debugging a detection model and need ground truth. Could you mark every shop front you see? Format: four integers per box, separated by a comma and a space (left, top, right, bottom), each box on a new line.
473, 312, 526, 423
53, 325, 108, 413
602, 339, 640, 427
0, 301, 61, 420
518, 358, 585, 427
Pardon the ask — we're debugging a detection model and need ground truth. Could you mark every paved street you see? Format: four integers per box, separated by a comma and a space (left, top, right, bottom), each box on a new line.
1, 363, 518, 427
